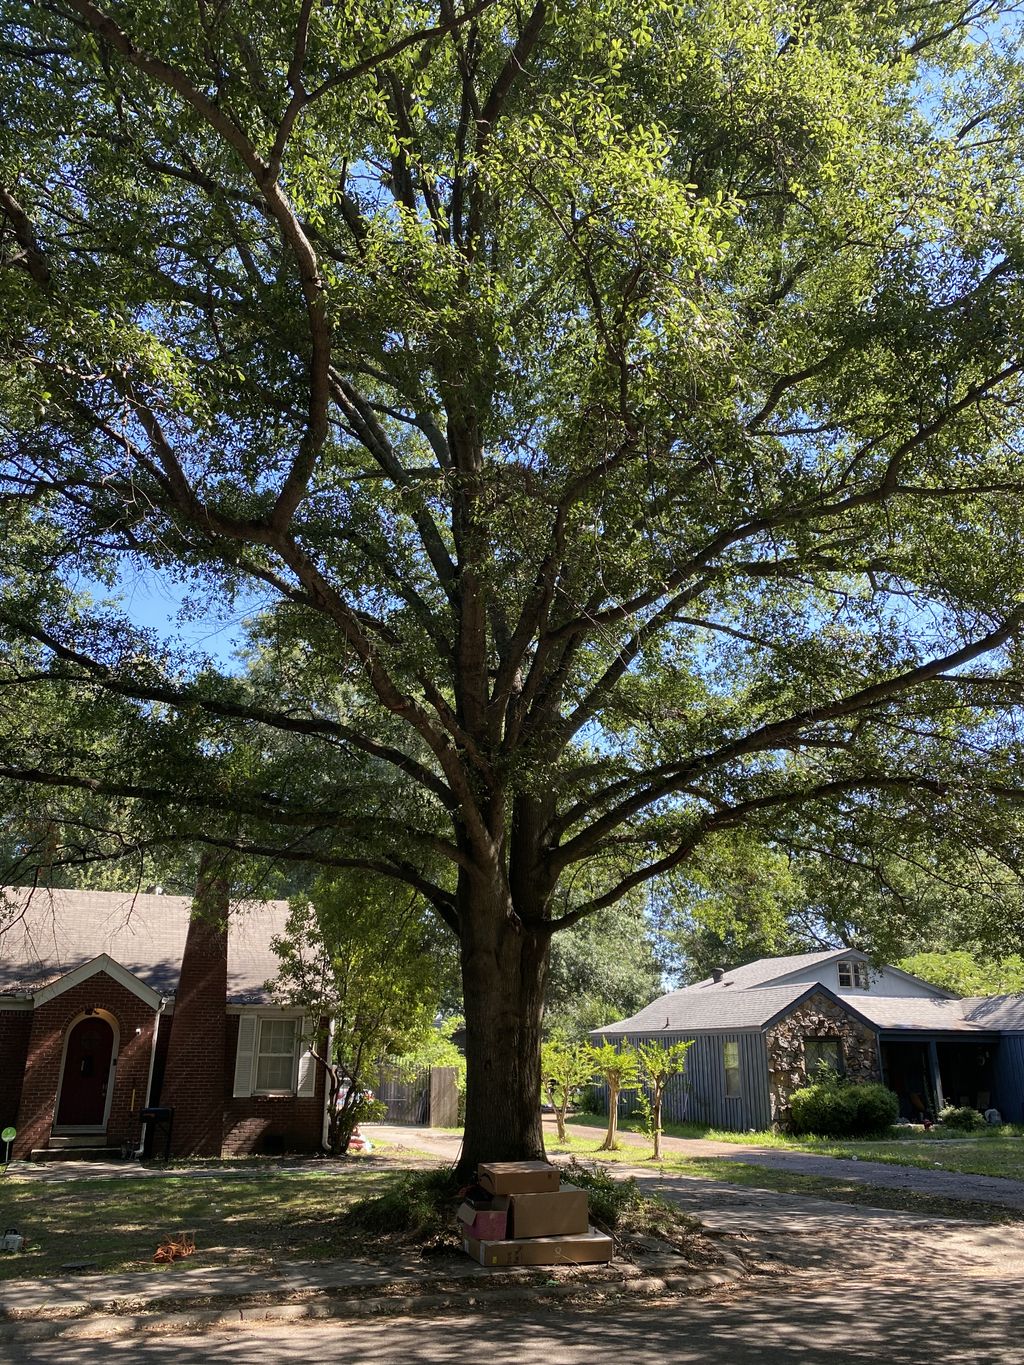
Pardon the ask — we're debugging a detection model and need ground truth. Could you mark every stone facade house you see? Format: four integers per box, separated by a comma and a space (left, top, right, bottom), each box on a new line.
595, 948, 1024, 1130
0, 885, 327, 1160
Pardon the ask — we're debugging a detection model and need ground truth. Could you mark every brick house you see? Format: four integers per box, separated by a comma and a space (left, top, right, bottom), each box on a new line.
0, 884, 327, 1160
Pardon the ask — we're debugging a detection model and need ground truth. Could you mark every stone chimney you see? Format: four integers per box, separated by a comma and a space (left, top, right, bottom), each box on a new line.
159, 854, 230, 1156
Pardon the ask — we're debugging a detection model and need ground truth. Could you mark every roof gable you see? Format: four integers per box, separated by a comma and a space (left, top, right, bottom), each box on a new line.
680, 949, 953, 999
33, 954, 162, 1009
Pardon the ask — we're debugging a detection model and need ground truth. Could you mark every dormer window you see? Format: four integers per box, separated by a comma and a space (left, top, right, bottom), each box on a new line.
838, 959, 869, 990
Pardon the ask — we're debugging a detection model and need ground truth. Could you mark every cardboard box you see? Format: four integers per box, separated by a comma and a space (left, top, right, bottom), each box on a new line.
477, 1160, 561, 1196
456, 1196, 509, 1241
463, 1226, 614, 1267
507, 1184, 588, 1240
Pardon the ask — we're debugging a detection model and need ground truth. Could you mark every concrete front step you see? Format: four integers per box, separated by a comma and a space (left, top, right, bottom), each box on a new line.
30, 1146, 125, 1163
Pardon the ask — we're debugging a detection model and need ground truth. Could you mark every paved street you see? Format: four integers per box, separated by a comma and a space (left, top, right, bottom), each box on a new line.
9, 1275, 1024, 1365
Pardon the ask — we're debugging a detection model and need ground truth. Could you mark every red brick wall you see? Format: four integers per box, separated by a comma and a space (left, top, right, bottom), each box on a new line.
159, 871, 228, 1157
221, 1014, 325, 1155
0, 1009, 32, 1134
12, 975, 158, 1158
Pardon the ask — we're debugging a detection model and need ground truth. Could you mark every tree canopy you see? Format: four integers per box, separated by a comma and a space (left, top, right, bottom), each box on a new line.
2, 0, 1024, 1168
899, 950, 1024, 996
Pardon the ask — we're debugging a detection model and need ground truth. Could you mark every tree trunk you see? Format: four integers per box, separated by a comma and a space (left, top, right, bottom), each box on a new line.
556, 1091, 569, 1143
457, 880, 550, 1180
653, 1088, 663, 1161
600, 1080, 621, 1151
545, 1080, 568, 1142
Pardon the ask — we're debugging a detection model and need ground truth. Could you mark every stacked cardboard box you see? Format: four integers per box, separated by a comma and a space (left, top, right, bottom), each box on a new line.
458, 1160, 613, 1267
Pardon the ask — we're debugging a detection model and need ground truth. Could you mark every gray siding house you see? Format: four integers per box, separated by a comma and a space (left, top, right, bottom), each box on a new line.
593, 948, 1024, 1130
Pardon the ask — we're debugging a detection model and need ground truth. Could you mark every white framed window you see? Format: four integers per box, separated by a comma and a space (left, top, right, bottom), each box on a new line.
838, 959, 869, 990
723, 1040, 741, 1098
255, 1017, 299, 1093
233, 1013, 317, 1098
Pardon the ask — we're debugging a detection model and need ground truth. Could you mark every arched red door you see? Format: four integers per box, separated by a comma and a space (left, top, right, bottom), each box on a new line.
55, 1016, 115, 1128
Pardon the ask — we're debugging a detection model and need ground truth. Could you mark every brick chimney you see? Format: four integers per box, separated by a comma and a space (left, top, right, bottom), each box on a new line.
160, 854, 230, 1156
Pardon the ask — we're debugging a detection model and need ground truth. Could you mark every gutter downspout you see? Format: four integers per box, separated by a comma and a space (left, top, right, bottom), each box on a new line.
136, 994, 168, 1158
322, 1018, 336, 1151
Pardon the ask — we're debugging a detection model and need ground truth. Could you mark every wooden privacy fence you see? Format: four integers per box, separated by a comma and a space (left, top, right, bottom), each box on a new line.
377, 1065, 459, 1127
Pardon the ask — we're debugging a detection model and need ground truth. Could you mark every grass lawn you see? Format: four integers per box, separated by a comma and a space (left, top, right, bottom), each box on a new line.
565, 1113, 1024, 1179
0, 1163, 400, 1282
545, 1134, 1024, 1224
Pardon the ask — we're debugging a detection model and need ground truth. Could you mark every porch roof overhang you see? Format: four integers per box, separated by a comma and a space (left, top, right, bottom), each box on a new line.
878, 1029, 1001, 1043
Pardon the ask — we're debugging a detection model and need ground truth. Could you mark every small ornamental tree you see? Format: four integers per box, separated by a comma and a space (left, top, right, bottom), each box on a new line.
592, 1041, 641, 1152
636, 1041, 694, 1160
270, 876, 439, 1154
541, 1040, 598, 1142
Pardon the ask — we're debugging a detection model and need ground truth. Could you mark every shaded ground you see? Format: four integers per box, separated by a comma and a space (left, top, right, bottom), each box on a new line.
6, 1128, 1024, 1360
0, 1164, 398, 1280
373, 1123, 1024, 1281
12, 1276, 1024, 1365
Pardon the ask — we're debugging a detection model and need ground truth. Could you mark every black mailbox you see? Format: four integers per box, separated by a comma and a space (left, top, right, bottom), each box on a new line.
139, 1106, 174, 1161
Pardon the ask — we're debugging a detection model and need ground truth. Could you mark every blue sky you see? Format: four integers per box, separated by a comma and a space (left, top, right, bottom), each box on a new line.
72, 562, 266, 671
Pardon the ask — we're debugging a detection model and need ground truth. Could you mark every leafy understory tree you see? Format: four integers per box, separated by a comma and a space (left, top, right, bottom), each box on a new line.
899, 952, 1024, 997
592, 1041, 641, 1152
541, 1039, 598, 1143
270, 876, 439, 1154
3, 0, 1024, 1175
636, 1041, 694, 1161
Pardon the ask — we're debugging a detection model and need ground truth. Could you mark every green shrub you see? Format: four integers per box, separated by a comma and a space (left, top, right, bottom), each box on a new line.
939, 1105, 987, 1132
789, 1076, 898, 1137
577, 1084, 606, 1116
346, 1169, 460, 1239
352, 1093, 388, 1126
850, 1082, 900, 1135
561, 1159, 645, 1228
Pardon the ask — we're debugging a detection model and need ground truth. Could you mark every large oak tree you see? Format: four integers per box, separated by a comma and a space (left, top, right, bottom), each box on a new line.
2, 0, 1024, 1172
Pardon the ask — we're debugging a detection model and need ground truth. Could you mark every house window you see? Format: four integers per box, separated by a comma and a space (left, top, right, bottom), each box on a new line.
723, 1040, 741, 1098
254, 1017, 299, 1093
233, 1013, 317, 1099
805, 1036, 842, 1076
838, 959, 869, 990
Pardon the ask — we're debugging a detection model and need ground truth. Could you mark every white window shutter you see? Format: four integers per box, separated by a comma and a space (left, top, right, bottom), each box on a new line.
233, 1014, 258, 1097
296, 1017, 317, 1097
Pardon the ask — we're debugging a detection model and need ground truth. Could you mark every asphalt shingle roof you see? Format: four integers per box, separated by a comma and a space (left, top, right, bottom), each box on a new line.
0, 887, 291, 1003
595, 982, 817, 1034
685, 949, 848, 991
850, 996, 989, 1033
595, 954, 1024, 1037
963, 995, 1024, 1030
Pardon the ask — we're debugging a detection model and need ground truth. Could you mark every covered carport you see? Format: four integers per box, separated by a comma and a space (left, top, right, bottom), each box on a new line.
878, 1032, 999, 1121
852, 994, 1003, 1122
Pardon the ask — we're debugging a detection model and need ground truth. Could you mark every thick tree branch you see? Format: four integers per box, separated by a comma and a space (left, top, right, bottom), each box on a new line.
550, 607, 1024, 871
